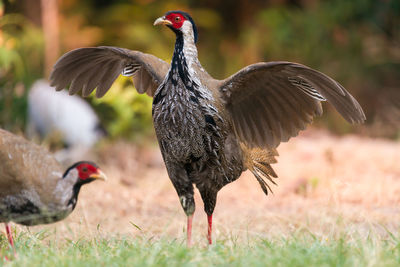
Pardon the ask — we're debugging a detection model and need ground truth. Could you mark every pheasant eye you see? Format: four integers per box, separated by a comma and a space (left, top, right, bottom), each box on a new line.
174, 16, 181, 22
82, 167, 88, 172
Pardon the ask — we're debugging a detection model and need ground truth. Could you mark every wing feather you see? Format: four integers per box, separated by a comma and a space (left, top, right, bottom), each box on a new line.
220, 62, 365, 148
95, 59, 123, 97
50, 46, 170, 98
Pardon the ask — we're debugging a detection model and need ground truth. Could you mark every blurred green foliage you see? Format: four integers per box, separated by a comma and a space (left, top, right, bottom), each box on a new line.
0, 9, 44, 132
89, 76, 154, 139
1, 0, 399, 139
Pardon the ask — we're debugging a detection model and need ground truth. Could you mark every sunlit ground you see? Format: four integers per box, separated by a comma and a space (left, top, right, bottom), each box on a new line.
3, 129, 397, 245
1, 129, 399, 265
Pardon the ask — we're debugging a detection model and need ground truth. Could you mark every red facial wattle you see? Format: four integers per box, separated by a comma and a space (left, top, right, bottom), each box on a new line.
76, 163, 98, 180
165, 13, 185, 29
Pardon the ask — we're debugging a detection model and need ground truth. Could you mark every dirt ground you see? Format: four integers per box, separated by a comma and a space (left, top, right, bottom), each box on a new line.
21, 129, 400, 244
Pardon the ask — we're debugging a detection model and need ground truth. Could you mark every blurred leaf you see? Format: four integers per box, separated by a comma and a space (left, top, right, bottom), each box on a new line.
129, 221, 142, 231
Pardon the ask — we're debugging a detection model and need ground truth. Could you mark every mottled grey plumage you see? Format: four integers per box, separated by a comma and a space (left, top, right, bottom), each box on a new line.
49, 11, 365, 244
0, 129, 105, 226
149, 28, 247, 216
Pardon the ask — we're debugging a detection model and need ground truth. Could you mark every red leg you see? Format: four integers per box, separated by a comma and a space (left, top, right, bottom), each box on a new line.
187, 214, 193, 247
5, 223, 14, 249
207, 214, 213, 245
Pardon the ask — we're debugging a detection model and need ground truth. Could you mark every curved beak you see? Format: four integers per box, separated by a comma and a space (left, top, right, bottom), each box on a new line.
154, 17, 172, 26
90, 169, 107, 181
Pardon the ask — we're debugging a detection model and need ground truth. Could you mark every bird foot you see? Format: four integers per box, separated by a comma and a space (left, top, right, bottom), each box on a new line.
207, 214, 213, 245
1, 251, 17, 262
3, 223, 17, 260
187, 214, 194, 247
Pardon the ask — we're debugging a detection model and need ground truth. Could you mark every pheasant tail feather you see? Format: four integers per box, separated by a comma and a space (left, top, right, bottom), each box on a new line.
242, 145, 279, 195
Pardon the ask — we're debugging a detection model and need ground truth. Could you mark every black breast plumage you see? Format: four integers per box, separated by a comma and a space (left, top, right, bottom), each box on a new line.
152, 36, 244, 212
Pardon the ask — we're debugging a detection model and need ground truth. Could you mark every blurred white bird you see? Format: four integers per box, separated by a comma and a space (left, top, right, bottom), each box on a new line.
27, 79, 106, 152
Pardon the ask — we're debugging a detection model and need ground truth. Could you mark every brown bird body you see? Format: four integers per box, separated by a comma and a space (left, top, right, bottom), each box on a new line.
50, 11, 365, 245
0, 129, 65, 225
0, 129, 106, 250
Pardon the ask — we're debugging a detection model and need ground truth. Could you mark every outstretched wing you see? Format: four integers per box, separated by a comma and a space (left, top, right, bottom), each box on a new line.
219, 62, 365, 148
50, 46, 170, 97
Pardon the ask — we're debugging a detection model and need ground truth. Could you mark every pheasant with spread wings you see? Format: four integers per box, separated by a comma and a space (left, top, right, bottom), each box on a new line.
50, 10, 365, 246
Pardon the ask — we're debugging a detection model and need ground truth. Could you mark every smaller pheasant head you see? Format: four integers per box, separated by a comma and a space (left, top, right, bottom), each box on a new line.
63, 161, 107, 184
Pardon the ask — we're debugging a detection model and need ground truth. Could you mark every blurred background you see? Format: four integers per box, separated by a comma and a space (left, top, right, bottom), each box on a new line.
0, 0, 400, 242
1, 0, 399, 144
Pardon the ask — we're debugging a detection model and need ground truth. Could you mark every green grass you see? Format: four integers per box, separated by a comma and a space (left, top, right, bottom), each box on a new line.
1, 230, 400, 266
